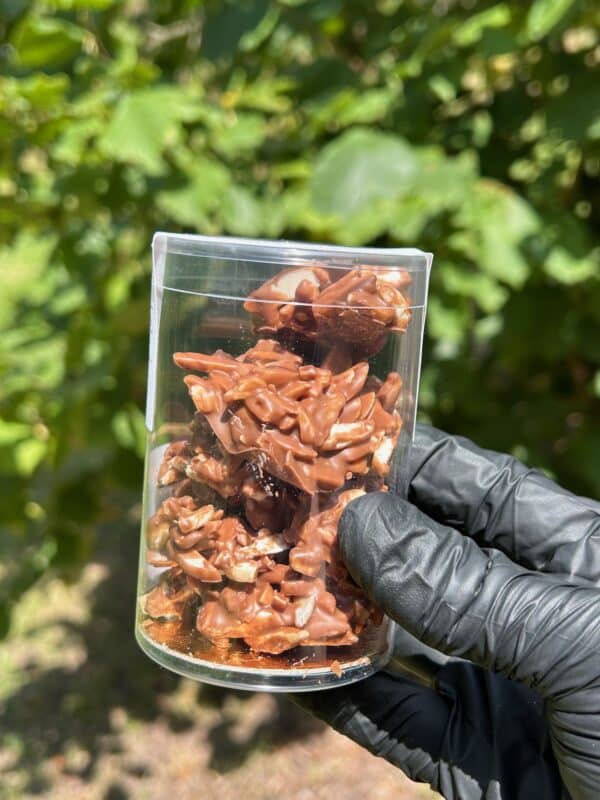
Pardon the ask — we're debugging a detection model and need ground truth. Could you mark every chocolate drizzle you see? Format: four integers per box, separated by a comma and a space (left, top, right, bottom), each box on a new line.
143, 264, 411, 660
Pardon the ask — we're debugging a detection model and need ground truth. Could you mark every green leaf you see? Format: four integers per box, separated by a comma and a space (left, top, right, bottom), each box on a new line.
0, 233, 58, 326
272, 160, 311, 180
428, 75, 456, 103
226, 77, 295, 112
427, 296, 468, 345
112, 405, 146, 459
260, 198, 288, 238
544, 248, 599, 285
14, 439, 47, 476
311, 128, 418, 218
5, 73, 70, 109
472, 111, 493, 148
209, 113, 267, 160
526, 0, 577, 40
396, 20, 456, 77
221, 186, 263, 236
156, 157, 231, 227
98, 87, 202, 175
0, 421, 47, 477
336, 89, 396, 126
239, 6, 280, 51
202, 0, 270, 61
453, 4, 511, 47
10, 16, 86, 68
415, 150, 477, 208
474, 314, 504, 342
389, 150, 477, 240
304, 87, 396, 134
440, 262, 509, 313
452, 180, 539, 288
0, 421, 32, 446
54, 0, 115, 7
53, 118, 103, 164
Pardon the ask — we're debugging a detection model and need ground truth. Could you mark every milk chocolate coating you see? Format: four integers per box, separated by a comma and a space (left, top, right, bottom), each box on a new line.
144, 493, 369, 653
144, 262, 410, 659
173, 340, 402, 494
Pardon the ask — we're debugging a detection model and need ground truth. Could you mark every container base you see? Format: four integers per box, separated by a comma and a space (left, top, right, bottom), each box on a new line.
136, 625, 388, 692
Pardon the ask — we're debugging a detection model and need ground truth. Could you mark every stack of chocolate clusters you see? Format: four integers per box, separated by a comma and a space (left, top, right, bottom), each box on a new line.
142, 264, 412, 659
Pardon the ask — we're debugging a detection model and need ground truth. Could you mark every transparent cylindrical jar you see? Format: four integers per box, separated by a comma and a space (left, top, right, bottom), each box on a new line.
136, 233, 432, 691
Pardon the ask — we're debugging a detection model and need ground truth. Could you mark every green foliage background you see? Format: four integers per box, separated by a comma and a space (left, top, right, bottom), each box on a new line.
1, 0, 599, 632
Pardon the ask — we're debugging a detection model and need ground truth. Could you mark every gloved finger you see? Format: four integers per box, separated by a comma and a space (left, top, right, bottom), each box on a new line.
340, 492, 600, 700
388, 623, 451, 689
293, 670, 449, 791
293, 663, 560, 800
407, 425, 600, 585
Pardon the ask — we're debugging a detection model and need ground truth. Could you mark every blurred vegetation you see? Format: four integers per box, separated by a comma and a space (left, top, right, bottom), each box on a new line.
0, 0, 599, 632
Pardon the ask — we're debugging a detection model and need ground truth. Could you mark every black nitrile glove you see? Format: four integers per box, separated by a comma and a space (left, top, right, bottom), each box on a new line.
296, 425, 600, 800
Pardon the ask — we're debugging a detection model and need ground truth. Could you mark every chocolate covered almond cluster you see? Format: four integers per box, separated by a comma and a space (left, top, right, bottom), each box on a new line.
142, 488, 374, 654
244, 264, 412, 357
143, 265, 410, 658
172, 339, 402, 494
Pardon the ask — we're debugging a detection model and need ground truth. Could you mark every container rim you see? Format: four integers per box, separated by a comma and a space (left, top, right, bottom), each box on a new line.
153, 232, 433, 270
160, 284, 427, 311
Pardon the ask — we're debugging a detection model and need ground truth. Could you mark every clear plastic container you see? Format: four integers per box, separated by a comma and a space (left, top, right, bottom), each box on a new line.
136, 233, 432, 692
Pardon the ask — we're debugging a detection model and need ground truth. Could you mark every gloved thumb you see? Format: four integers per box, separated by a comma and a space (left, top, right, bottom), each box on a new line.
339, 492, 597, 698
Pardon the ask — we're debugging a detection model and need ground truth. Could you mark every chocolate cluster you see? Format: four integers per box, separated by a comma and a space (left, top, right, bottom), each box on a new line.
142, 264, 411, 659
244, 264, 412, 358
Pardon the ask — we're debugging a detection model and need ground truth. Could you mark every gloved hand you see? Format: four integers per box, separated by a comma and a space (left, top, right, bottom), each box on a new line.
296, 425, 600, 800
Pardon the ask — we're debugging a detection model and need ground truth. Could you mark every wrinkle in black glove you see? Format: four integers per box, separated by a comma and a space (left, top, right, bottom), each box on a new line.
295, 426, 600, 800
